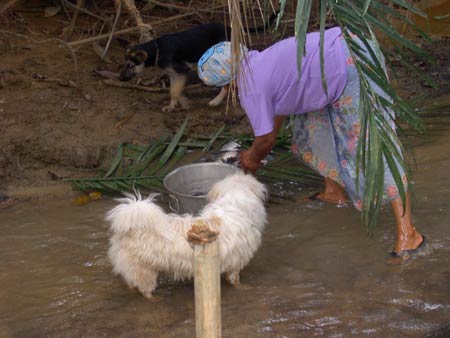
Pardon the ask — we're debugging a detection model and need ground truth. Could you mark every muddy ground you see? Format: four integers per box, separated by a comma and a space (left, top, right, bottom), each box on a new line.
0, 2, 449, 196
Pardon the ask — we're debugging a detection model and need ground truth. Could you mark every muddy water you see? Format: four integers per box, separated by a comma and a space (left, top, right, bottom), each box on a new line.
1, 101, 449, 338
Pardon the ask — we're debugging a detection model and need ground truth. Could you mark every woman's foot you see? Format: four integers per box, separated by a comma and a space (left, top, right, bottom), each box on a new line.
308, 177, 348, 205
390, 194, 425, 257
392, 229, 425, 256
311, 191, 348, 205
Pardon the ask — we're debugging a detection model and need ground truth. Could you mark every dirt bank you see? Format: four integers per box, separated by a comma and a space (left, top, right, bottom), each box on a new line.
0, 6, 253, 196
0, 2, 448, 198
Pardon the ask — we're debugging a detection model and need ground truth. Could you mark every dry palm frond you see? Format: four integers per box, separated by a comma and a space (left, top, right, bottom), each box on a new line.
227, 0, 248, 107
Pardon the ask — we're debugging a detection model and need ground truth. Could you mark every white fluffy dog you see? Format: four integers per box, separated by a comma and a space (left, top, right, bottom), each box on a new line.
105, 173, 268, 298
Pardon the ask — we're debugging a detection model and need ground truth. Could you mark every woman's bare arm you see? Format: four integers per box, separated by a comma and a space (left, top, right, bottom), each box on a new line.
240, 115, 286, 172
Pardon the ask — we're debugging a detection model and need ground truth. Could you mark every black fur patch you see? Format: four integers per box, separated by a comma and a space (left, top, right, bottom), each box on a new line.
122, 12, 278, 77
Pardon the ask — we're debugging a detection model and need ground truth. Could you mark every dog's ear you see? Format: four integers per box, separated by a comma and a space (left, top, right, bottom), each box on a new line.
128, 49, 148, 64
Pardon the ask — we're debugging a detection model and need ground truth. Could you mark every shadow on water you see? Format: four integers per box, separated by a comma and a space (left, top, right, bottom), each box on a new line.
0, 96, 449, 338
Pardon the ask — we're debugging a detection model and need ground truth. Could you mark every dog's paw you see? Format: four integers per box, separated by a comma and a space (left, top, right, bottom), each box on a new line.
162, 105, 175, 112
145, 294, 163, 302
208, 97, 222, 107
141, 290, 161, 301
232, 283, 253, 291
225, 271, 240, 286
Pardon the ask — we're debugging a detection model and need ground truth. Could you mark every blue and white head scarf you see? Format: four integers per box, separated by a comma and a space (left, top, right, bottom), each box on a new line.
198, 41, 248, 87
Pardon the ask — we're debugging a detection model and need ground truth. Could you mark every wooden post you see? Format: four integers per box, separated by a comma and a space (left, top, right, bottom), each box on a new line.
187, 222, 221, 338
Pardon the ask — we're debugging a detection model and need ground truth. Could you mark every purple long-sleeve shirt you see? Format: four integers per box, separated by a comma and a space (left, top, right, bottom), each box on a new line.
237, 27, 347, 136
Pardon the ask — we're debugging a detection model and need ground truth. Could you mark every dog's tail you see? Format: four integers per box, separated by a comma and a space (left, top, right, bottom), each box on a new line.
105, 192, 170, 236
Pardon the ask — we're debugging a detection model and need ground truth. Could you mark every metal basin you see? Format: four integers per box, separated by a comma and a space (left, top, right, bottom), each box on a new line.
163, 162, 241, 214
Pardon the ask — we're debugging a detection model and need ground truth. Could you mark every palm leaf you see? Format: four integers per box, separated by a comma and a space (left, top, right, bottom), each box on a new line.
64, 175, 164, 194
132, 136, 170, 176
362, 0, 372, 16
159, 117, 189, 166
157, 146, 187, 176
294, 0, 312, 74
370, 1, 430, 41
275, 0, 287, 30
203, 124, 226, 152
390, 0, 427, 18
65, 116, 325, 196
104, 142, 124, 177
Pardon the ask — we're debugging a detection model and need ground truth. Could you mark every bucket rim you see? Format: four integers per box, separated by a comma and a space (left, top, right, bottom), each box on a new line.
163, 162, 241, 199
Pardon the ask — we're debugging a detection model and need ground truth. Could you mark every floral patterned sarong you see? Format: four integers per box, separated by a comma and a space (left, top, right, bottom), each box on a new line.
291, 34, 406, 210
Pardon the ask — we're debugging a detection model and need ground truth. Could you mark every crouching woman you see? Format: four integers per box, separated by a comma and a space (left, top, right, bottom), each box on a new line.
197, 26, 425, 258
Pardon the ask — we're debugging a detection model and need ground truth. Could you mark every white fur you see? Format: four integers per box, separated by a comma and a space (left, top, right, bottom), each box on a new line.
105, 173, 268, 298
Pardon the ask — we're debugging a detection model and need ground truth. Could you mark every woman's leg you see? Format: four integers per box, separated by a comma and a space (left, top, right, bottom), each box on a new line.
315, 177, 348, 205
391, 193, 424, 254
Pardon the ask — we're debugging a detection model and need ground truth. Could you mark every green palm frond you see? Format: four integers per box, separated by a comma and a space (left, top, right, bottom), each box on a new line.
329, 0, 426, 233
294, 0, 312, 74
65, 119, 322, 195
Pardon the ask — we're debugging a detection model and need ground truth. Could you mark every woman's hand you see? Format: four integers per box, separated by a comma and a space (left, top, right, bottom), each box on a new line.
239, 116, 286, 173
239, 149, 261, 173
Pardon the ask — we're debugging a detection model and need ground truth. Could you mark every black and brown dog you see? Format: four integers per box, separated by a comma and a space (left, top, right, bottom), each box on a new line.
119, 13, 278, 112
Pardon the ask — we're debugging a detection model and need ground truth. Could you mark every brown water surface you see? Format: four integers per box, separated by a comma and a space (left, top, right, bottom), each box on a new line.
0, 98, 449, 338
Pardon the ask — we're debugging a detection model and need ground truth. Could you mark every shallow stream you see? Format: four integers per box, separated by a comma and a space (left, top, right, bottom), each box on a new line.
0, 97, 449, 338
